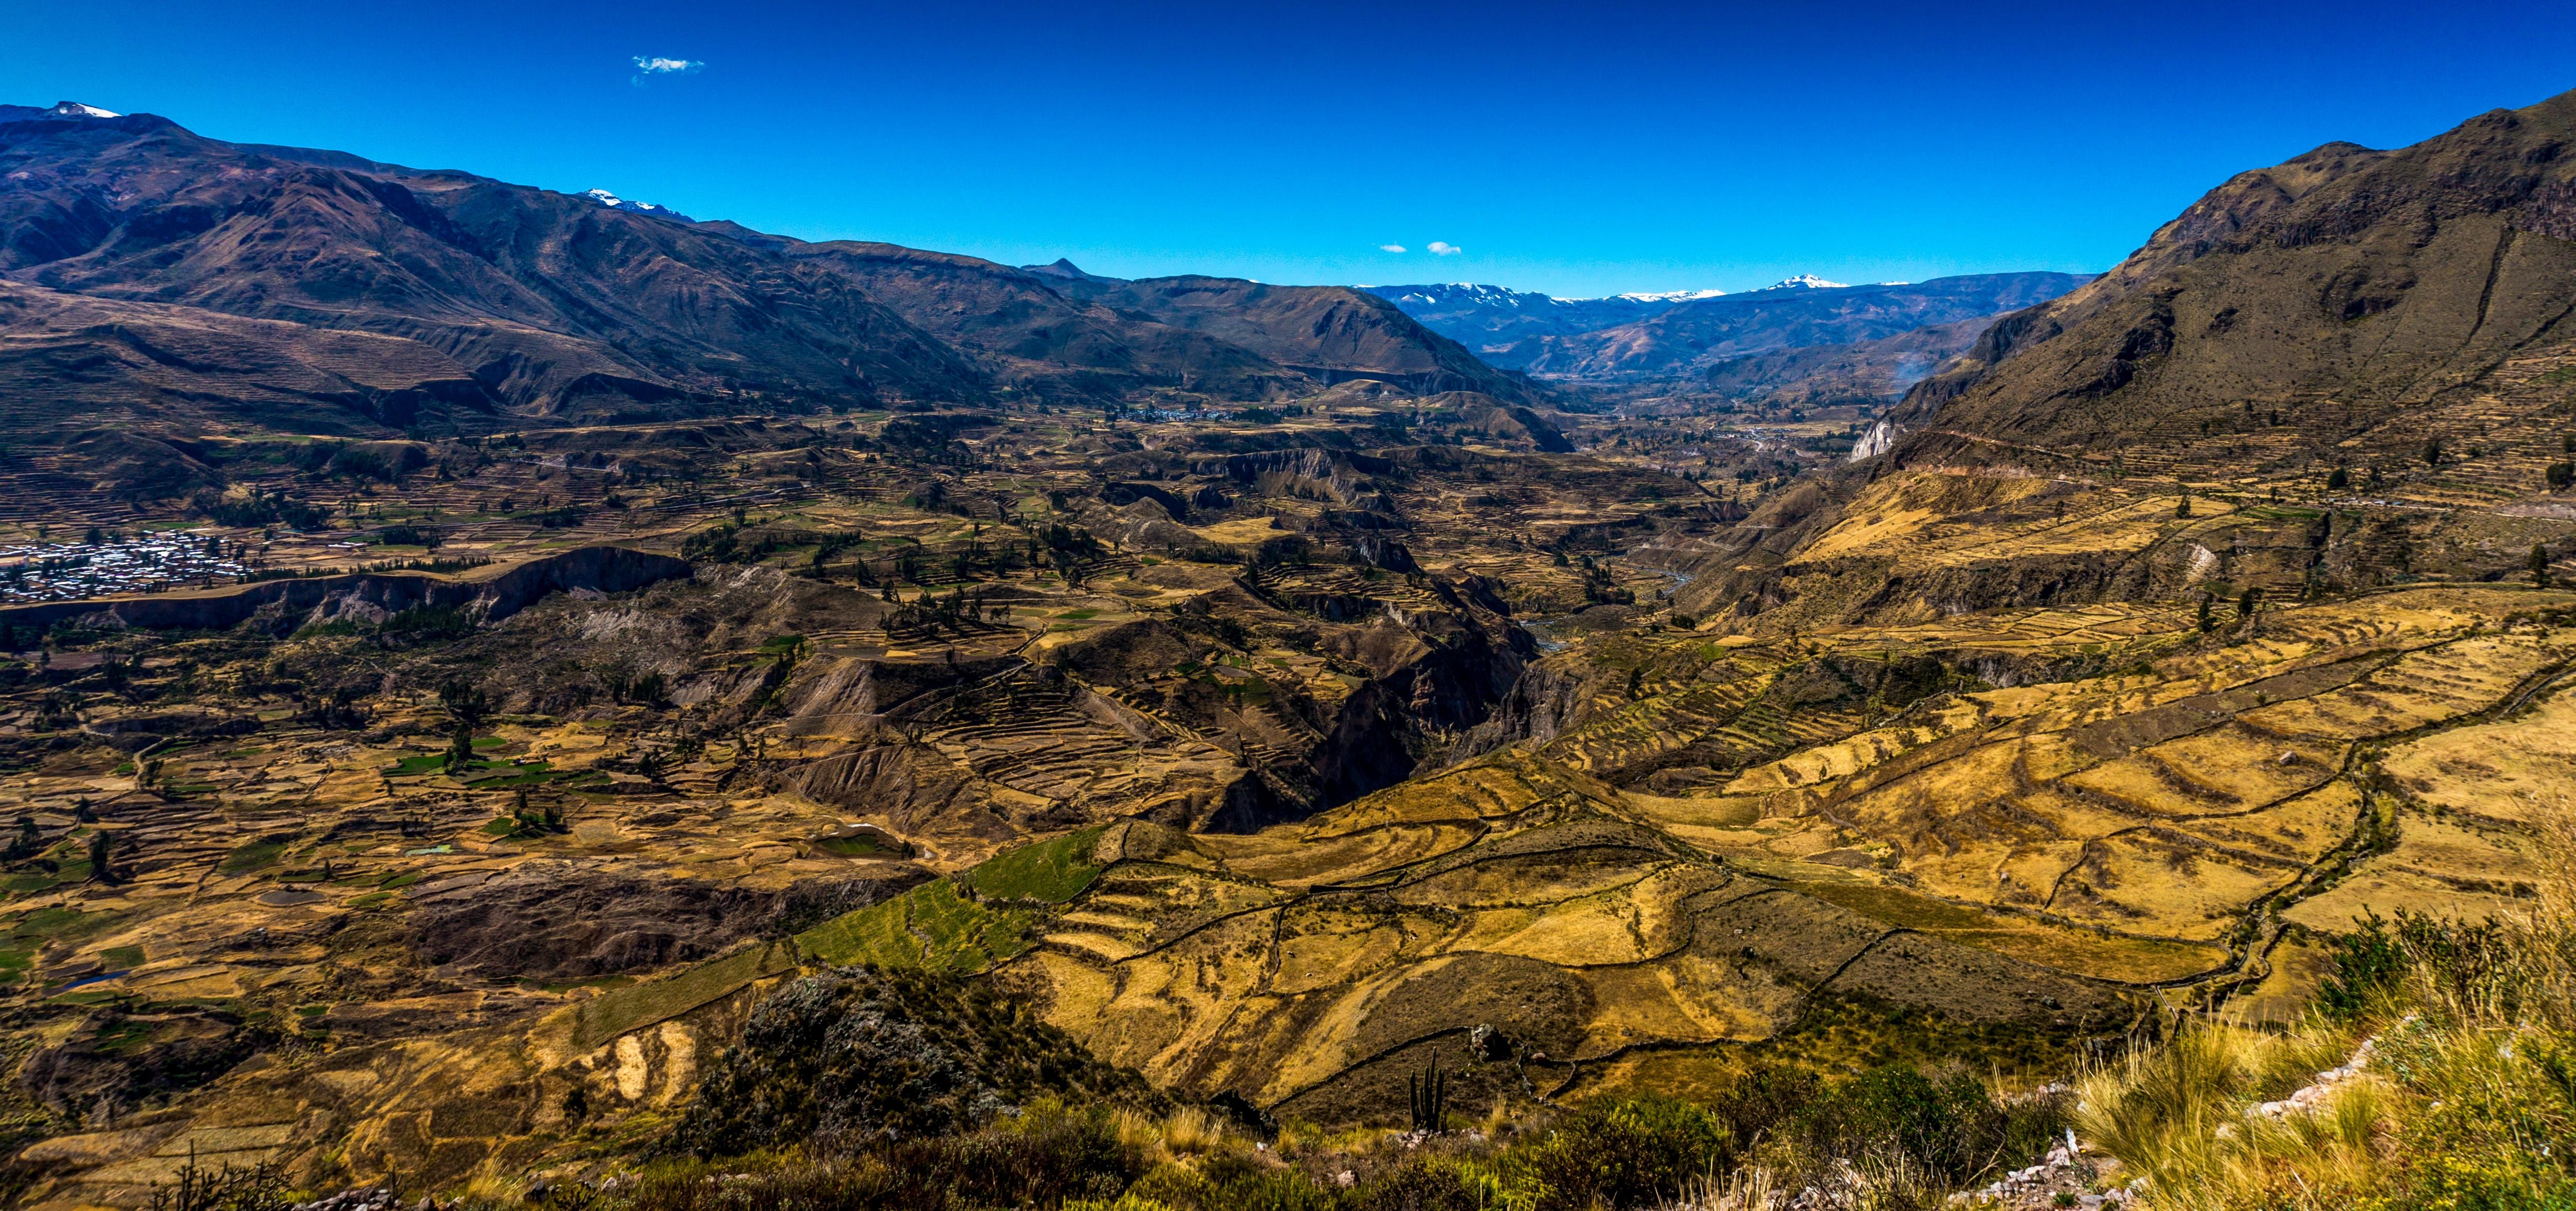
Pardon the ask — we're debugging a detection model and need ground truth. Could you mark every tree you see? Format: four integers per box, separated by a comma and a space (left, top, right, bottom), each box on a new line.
2548, 461, 2574, 492
438, 681, 493, 731
445, 721, 476, 773
439, 680, 492, 773
2237, 586, 2261, 620
2327, 467, 2351, 491
2175, 489, 2192, 518
2197, 595, 2216, 633
5, 817, 40, 862
87, 830, 119, 884
2536, 543, 2555, 591
2421, 437, 2443, 467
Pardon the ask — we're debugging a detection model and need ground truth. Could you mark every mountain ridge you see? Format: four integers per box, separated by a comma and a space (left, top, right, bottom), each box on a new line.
0, 106, 1530, 439
1885, 92, 2576, 490
1372, 272, 2093, 388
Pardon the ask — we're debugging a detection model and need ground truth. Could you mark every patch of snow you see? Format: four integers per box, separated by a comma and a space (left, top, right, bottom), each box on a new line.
579, 188, 692, 221
1761, 274, 1850, 290
1611, 288, 1729, 303
47, 102, 121, 118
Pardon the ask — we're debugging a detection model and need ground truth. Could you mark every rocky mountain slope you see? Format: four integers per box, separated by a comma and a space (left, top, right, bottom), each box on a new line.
0, 105, 1525, 441
1887, 90, 2576, 491
0, 108, 987, 433
1039, 271, 1538, 400
777, 243, 1311, 401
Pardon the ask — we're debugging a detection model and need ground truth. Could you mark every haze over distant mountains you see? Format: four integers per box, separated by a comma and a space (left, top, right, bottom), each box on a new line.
1368, 272, 2095, 395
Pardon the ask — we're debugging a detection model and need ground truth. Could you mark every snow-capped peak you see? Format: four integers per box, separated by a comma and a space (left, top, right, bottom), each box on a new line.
47, 101, 120, 118
1611, 288, 1727, 303
1761, 274, 1850, 290
580, 188, 693, 222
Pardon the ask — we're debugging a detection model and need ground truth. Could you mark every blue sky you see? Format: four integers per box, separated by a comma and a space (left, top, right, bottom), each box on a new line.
12, 0, 2576, 298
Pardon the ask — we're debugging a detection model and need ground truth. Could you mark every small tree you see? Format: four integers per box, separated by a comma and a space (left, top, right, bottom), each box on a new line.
445, 721, 475, 773
2175, 488, 2193, 518
2548, 461, 2574, 493
2421, 437, 2443, 467
5, 817, 40, 862
2327, 466, 2350, 491
87, 831, 118, 885
2536, 543, 2556, 590
2237, 586, 2261, 620
2197, 595, 2216, 633
438, 681, 493, 731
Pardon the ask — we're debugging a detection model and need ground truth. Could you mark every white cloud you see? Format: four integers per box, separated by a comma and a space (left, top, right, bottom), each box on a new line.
631, 56, 704, 85
1427, 241, 1462, 256
1379, 243, 1407, 253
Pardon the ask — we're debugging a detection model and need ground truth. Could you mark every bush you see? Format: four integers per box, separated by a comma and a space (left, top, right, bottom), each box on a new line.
590, 1113, 1144, 1211
1125, 1153, 1337, 1211
1796, 1064, 2062, 1187
1353, 1158, 1482, 1211
670, 966, 1164, 1159
1479, 1097, 1728, 1211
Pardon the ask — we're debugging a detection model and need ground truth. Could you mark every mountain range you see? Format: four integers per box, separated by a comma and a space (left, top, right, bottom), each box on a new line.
1373, 272, 2094, 391
0, 104, 1528, 441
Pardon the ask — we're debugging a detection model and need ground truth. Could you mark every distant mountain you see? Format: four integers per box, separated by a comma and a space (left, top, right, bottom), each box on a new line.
1041, 272, 1539, 400
1761, 274, 1853, 290
1507, 272, 2094, 382
1360, 283, 1698, 348
1367, 273, 2084, 399
1021, 257, 1123, 286
1888, 88, 2576, 489
0, 105, 1531, 440
0, 105, 984, 435
1700, 314, 1994, 409
790, 245, 1308, 399
581, 188, 694, 223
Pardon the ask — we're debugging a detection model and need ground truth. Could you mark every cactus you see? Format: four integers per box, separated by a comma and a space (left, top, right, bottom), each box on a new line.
1408, 1058, 1447, 1133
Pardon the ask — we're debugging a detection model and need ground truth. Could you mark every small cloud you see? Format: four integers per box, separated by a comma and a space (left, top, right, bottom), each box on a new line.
1379, 244, 1407, 253
1427, 241, 1462, 256
631, 56, 704, 86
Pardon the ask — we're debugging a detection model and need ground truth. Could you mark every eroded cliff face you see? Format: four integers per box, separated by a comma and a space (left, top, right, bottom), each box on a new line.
746, 562, 1534, 849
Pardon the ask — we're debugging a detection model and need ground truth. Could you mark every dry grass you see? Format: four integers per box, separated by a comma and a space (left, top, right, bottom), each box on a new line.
2076, 791, 2576, 1210
1109, 1106, 1239, 1165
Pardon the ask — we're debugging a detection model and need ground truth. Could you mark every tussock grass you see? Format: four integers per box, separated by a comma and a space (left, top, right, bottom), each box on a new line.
2076, 794, 2576, 1210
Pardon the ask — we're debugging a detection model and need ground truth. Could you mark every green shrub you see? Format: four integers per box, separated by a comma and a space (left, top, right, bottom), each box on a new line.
670, 967, 1163, 1160
1791, 1063, 2057, 1187
1353, 1158, 1482, 1211
1125, 1153, 1338, 1211
1478, 1097, 1728, 1211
